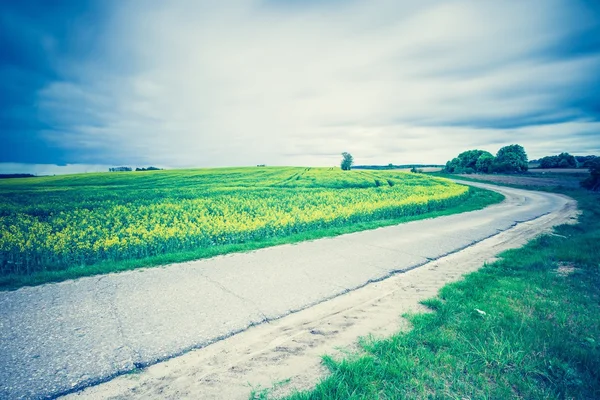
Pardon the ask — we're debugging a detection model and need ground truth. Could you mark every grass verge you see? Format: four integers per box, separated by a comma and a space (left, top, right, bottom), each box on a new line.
0, 186, 502, 290
281, 187, 600, 399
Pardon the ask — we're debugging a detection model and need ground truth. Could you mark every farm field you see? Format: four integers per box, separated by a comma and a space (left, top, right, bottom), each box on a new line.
0, 167, 501, 288
528, 168, 589, 174
429, 170, 587, 189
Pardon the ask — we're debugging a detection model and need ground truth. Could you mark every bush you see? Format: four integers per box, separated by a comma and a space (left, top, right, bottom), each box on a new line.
581, 158, 600, 191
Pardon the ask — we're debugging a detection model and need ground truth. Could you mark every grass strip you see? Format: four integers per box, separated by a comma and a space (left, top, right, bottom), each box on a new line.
281, 188, 599, 400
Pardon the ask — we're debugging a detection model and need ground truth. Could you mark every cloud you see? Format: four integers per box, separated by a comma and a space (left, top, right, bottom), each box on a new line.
4, 0, 600, 167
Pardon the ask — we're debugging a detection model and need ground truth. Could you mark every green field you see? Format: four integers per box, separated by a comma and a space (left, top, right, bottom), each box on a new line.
0, 167, 502, 288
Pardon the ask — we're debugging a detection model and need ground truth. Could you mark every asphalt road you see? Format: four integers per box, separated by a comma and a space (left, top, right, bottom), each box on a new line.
0, 181, 575, 399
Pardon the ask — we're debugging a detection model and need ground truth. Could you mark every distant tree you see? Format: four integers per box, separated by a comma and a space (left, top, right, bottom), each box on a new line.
583, 156, 598, 169
539, 155, 559, 168
492, 144, 528, 173
559, 153, 577, 168
459, 150, 491, 171
341, 152, 354, 171
0, 174, 35, 179
135, 166, 162, 172
109, 166, 132, 172
539, 153, 577, 169
444, 157, 461, 173
475, 153, 495, 173
558, 159, 570, 168
581, 157, 600, 191
443, 150, 493, 173
576, 155, 597, 168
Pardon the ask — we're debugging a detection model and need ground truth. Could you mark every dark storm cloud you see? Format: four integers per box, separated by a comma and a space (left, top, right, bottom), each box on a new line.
0, 0, 111, 163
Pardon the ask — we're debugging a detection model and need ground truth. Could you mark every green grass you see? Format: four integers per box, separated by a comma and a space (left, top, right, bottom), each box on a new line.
0, 184, 501, 290
277, 187, 600, 400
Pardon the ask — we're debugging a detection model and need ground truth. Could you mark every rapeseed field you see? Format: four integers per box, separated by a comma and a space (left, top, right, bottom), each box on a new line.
0, 167, 470, 276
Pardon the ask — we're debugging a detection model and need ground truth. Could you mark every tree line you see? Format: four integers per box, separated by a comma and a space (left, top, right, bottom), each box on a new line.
532, 153, 597, 169
443, 145, 599, 191
444, 144, 528, 174
109, 166, 163, 172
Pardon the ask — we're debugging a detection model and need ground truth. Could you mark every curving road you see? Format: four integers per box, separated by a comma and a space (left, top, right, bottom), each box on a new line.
0, 181, 576, 399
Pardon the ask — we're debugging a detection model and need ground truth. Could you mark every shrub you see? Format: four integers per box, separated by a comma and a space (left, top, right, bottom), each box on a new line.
581, 158, 600, 191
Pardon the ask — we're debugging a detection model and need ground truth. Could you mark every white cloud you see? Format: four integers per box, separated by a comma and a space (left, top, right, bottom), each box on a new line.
38, 0, 600, 167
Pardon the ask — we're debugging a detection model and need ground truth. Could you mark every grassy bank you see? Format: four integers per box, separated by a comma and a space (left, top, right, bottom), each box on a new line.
281, 187, 599, 399
0, 185, 502, 290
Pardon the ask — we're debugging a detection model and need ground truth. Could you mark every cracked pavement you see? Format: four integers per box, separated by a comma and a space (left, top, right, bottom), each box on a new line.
0, 181, 575, 399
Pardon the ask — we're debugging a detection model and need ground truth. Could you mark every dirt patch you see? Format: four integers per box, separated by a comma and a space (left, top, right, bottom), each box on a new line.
528, 168, 589, 174
556, 262, 578, 276
62, 195, 577, 400
458, 173, 583, 188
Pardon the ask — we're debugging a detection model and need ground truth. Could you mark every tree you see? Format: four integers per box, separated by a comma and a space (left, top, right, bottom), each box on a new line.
558, 159, 571, 168
492, 144, 528, 173
476, 153, 494, 173
539, 155, 559, 168
444, 158, 461, 173
558, 152, 577, 168
581, 157, 600, 191
582, 156, 598, 169
341, 152, 354, 171
539, 153, 577, 169
109, 166, 132, 172
456, 150, 491, 171
576, 155, 598, 168
443, 150, 493, 173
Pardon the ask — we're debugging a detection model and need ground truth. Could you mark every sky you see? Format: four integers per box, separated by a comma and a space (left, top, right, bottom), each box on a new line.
1, 0, 600, 173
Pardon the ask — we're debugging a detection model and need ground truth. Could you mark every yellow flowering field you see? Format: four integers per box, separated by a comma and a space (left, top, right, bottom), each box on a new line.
0, 167, 470, 275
